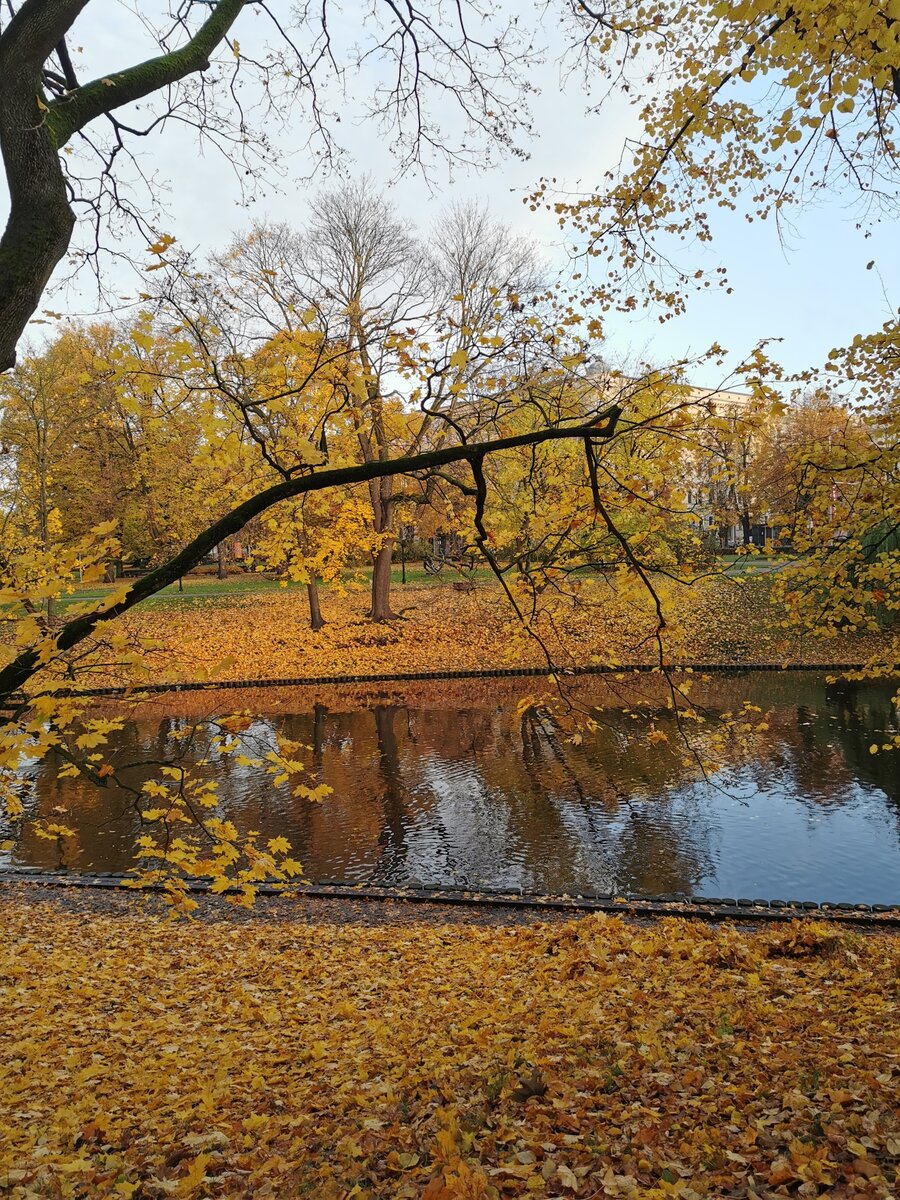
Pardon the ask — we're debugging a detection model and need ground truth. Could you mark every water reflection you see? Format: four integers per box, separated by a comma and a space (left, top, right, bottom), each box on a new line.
7, 672, 900, 902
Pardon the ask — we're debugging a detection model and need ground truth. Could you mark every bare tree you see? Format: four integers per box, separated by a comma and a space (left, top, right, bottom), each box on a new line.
303, 181, 429, 620
200, 189, 547, 620
429, 200, 541, 334
414, 197, 543, 450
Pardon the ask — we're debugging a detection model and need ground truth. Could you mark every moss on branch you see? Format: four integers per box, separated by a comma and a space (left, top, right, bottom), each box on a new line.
46, 0, 246, 146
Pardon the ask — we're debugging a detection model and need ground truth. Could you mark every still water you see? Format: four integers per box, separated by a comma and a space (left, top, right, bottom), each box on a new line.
6, 672, 900, 902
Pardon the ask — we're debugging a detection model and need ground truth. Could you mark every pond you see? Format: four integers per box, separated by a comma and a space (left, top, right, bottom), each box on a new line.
5, 671, 900, 903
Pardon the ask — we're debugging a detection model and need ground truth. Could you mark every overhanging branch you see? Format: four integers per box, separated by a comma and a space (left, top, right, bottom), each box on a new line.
0, 405, 622, 702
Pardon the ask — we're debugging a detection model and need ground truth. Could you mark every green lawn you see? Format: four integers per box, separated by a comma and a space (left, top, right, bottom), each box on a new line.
57, 574, 286, 607
54, 564, 497, 608
719, 553, 793, 575
43, 557, 789, 612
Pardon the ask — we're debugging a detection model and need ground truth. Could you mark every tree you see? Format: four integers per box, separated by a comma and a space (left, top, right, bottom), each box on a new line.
552, 0, 900, 313
280, 182, 427, 622
684, 392, 769, 550
750, 390, 861, 546
0, 332, 97, 619
548, 1, 900, 683
0, 0, 240, 370
194, 188, 544, 621
228, 329, 375, 630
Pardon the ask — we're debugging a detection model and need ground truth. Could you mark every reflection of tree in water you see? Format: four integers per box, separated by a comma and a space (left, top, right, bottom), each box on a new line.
15, 715, 206, 871
372, 705, 408, 878
818, 685, 900, 805
515, 706, 713, 894
727, 679, 899, 812
12, 673, 900, 893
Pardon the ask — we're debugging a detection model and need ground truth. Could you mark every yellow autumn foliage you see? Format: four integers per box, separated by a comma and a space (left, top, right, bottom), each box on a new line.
1, 898, 897, 1198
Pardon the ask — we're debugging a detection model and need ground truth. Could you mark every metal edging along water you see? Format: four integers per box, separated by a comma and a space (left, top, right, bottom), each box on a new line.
1, 870, 898, 927
22, 661, 877, 700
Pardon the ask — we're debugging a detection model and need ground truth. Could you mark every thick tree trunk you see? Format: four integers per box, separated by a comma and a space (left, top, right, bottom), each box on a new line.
0, 89, 76, 372
217, 542, 227, 579
368, 488, 399, 621
370, 541, 398, 621
306, 578, 325, 631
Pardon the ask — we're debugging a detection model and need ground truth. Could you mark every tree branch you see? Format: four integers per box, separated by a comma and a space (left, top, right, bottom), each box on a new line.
46, 0, 247, 147
0, 405, 622, 702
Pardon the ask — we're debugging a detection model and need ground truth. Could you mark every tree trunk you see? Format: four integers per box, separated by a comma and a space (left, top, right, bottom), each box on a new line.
0, 2, 88, 372
741, 510, 752, 547
370, 541, 399, 621
217, 542, 227, 579
0, 101, 76, 371
368, 487, 399, 621
306, 578, 325, 631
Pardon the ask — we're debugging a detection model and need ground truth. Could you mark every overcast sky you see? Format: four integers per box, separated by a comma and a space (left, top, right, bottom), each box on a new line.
10, 1, 899, 384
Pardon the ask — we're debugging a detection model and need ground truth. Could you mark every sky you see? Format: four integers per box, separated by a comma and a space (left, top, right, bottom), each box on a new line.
9, 1, 900, 386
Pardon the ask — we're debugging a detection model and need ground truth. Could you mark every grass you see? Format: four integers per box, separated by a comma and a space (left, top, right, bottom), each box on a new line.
57, 555, 788, 610
55, 565, 499, 608
720, 552, 793, 575
56, 574, 287, 607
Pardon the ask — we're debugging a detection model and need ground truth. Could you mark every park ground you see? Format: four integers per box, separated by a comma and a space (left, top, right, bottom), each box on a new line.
1, 888, 897, 1199
55, 564, 893, 689
4, 565, 897, 1199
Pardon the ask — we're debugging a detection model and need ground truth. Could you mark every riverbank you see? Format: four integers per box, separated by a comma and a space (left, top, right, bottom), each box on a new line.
55, 573, 896, 690
2, 890, 897, 1198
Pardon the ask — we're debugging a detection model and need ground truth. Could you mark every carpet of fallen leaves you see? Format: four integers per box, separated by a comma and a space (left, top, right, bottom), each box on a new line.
100, 577, 891, 688
2, 900, 897, 1199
